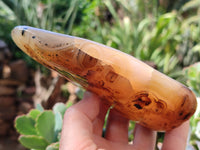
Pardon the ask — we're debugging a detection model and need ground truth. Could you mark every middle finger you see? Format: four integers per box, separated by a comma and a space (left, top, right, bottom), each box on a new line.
105, 109, 129, 143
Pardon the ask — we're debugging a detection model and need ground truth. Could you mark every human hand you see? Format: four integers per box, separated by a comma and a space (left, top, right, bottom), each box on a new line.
60, 92, 189, 150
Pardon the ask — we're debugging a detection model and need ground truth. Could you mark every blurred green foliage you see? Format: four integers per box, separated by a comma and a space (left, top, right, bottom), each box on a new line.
74, 0, 200, 78
0, 0, 94, 67
185, 63, 200, 97
2, 0, 199, 76
1, 0, 200, 149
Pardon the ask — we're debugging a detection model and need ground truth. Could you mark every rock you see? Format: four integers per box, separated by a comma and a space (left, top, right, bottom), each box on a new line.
0, 86, 16, 96
0, 106, 16, 120
0, 120, 10, 136
0, 79, 21, 86
0, 97, 15, 107
9, 60, 28, 82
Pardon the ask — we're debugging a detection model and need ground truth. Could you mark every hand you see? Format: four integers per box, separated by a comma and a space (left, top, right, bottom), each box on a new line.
60, 92, 189, 150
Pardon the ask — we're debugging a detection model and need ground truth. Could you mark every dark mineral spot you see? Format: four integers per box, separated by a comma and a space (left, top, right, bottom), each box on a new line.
179, 111, 183, 116
132, 92, 152, 109
32, 36, 36, 39
183, 113, 191, 120
142, 98, 151, 106
21, 30, 25, 36
86, 70, 95, 77
21, 27, 28, 36
134, 104, 142, 109
181, 95, 188, 107
53, 43, 62, 48
141, 122, 148, 126
77, 49, 81, 60
171, 125, 177, 129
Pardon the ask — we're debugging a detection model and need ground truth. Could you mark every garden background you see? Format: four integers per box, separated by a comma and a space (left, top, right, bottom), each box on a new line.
0, 0, 200, 149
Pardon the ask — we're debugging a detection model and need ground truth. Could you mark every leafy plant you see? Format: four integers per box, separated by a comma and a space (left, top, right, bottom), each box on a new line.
1, 0, 83, 32
184, 62, 200, 97
183, 62, 200, 149
72, 0, 199, 79
15, 103, 68, 150
0, 0, 94, 67
107, 11, 182, 75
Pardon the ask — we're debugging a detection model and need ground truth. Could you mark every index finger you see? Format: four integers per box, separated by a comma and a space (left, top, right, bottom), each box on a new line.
72, 91, 101, 121
60, 92, 101, 150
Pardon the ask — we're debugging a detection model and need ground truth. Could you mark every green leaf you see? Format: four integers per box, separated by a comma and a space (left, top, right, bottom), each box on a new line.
36, 103, 44, 112
15, 115, 37, 135
53, 103, 66, 140
66, 101, 73, 109
76, 88, 85, 99
191, 44, 200, 53
36, 111, 55, 143
46, 142, 59, 150
188, 68, 197, 79
54, 112, 63, 139
19, 135, 48, 149
28, 109, 41, 120
181, 0, 200, 12
53, 103, 67, 118
57, 132, 61, 141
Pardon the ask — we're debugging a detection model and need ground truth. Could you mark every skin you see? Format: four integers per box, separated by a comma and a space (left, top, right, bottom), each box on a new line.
60, 92, 189, 150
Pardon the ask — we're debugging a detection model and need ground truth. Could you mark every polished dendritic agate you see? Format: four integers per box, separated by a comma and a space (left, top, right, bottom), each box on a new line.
11, 26, 197, 131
